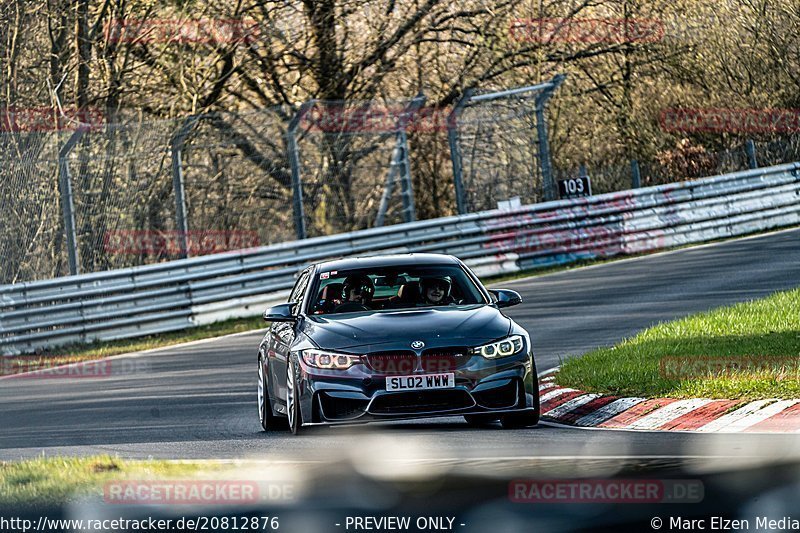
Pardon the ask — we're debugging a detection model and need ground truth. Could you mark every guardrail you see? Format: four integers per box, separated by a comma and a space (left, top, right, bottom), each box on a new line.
1, 162, 799, 355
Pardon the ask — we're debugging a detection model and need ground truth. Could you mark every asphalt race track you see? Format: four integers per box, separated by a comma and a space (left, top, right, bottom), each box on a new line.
2, 228, 799, 463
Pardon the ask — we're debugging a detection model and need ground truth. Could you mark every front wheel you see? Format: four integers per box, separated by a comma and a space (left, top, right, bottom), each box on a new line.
286, 357, 303, 435
258, 357, 286, 431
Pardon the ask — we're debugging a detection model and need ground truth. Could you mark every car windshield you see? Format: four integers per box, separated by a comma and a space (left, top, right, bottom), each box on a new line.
309, 265, 486, 315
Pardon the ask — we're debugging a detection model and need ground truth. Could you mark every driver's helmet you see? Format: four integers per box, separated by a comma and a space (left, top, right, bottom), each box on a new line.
420, 276, 452, 303
341, 274, 375, 304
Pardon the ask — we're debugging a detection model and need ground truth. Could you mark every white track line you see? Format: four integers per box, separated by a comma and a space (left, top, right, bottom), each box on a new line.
539, 382, 557, 392
574, 397, 646, 427
696, 400, 784, 433
539, 388, 578, 403
542, 394, 600, 418
626, 399, 714, 430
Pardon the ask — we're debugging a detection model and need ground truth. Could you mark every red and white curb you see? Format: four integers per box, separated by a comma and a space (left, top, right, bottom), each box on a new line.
538, 369, 800, 433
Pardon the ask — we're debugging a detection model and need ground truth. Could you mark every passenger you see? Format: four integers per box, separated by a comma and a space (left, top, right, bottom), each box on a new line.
420, 276, 454, 306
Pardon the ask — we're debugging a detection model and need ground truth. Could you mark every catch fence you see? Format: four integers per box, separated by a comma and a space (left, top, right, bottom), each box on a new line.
1, 162, 797, 355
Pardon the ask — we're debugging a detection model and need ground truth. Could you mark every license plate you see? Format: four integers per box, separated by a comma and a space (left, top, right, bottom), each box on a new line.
385, 373, 455, 391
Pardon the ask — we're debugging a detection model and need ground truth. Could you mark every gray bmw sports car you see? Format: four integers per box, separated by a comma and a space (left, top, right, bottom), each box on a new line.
257, 253, 540, 434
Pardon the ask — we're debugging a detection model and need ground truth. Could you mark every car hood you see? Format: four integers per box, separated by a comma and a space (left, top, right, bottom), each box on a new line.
301, 305, 512, 352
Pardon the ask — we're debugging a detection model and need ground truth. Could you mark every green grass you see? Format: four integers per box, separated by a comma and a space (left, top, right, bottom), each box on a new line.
556, 287, 800, 400
0, 456, 216, 509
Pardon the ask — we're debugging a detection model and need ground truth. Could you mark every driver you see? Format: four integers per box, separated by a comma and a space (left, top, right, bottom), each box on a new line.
335, 274, 375, 312
420, 276, 453, 306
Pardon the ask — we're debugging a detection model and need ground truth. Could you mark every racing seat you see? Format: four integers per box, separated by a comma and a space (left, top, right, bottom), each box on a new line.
398, 281, 420, 303
386, 281, 420, 308
314, 282, 343, 314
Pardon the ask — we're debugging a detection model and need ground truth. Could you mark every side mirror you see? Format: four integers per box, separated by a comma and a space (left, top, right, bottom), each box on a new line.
263, 303, 297, 322
489, 289, 522, 308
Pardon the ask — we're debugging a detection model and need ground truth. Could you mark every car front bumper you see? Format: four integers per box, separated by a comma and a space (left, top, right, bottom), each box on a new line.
295, 350, 539, 425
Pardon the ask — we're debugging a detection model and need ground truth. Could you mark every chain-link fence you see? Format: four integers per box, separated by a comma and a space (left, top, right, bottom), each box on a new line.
556, 143, 753, 194
561, 138, 800, 194
296, 98, 423, 237
178, 109, 295, 248
68, 120, 179, 274
448, 77, 565, 213
4, 75, 800, 284
755, 135, 800, 168
0, 131, 65, 283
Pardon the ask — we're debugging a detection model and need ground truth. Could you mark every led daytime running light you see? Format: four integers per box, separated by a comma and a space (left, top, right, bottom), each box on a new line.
472, 335, 524, 359
301, 349, 362, 369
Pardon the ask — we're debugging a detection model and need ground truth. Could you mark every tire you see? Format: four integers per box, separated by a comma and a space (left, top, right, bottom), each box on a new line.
286, 356, 302, 435
463, 414, 498, 427
499, 354, 541, 429
501, 411, 539, 429
258, 357, 286, 431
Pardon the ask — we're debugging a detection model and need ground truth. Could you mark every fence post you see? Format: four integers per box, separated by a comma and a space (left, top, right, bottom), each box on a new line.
397, 130, 416, 223
375, 168, 396, 227
631, 159, 641, 188
447, 88, 474, 215
534, 74, 566, 203
745, 139, 758, 169
170, 116, 198, 258
398, 95, 425, 224
57, 128, 86, 276
376, 94, 425, 226
287, 101, 314, 240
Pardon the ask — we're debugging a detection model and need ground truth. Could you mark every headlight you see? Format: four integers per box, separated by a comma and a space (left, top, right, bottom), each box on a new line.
472, 335, 525, 359
301, 349, 362, 369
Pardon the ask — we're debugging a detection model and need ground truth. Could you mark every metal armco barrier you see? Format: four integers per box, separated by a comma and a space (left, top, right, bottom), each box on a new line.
1, 163, 799, 355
